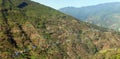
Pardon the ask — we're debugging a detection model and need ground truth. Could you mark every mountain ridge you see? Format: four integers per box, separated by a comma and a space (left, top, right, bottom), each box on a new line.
60, 2, 120, 10
60, 2, 120, 31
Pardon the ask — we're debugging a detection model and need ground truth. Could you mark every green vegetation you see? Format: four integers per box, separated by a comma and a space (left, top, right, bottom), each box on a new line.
0, 0, 120, 59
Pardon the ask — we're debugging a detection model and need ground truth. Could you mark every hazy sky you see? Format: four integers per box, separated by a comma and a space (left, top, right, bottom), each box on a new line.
31, 0, 120, 9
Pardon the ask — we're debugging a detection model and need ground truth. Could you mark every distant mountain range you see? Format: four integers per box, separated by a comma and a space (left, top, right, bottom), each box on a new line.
60, 2, 120, 31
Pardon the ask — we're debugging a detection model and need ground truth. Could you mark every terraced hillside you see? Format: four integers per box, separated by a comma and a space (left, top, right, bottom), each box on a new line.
0, 0, 120, 59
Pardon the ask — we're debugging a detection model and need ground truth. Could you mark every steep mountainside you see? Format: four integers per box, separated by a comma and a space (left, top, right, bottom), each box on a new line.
60, 2, 120, 31
1, 0, 120, 59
